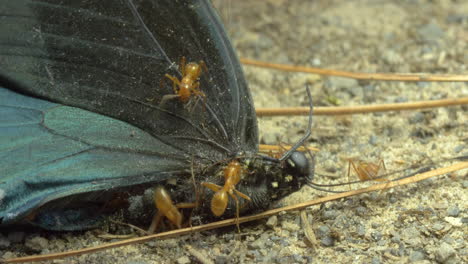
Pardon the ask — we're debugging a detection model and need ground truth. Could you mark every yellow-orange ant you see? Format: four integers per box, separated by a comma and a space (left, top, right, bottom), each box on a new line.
160, 57, 207, 105
347, 158, 387, 182
202, 160, 251, 229
147, 186, 196, 234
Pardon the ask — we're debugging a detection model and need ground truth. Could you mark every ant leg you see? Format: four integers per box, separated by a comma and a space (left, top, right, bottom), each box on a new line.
180, 57, 186, 76
351, 160, 367, 181
229, 193, 241, 232
159, 94, 180, 107
165, 74, 181, 94
191, 82, 207, 110
233, 189, 251, 202
201, 182, 222, 193
191, 82, 201, 93
199, 60, 208, 74
347, 160, 354, 190
148, 212, 163, 234
234, 190, 251, 213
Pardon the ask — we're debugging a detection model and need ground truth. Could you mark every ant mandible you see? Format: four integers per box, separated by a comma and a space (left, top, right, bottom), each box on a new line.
202, 161, 251, 229
162, 57, 207, 104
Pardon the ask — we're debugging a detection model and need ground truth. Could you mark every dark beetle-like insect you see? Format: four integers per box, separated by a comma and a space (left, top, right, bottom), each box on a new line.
0, 0, 313, 230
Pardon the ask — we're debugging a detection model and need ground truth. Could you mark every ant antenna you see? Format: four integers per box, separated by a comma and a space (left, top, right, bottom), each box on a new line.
280, 84, 313, 162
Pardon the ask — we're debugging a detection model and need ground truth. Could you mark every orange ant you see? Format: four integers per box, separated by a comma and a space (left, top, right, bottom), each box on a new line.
201, 160, 251, 229
147, 186, 196, 234
347, 158, 387, 182
160, 56, 207, 106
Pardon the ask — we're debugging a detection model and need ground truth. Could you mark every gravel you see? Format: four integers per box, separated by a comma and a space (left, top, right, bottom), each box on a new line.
435, 242, 456, 263
24, 236, 49, 253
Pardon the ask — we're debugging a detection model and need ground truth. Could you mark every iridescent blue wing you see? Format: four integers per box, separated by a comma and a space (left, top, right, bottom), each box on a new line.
0, 86, 187, 225
0, 0, 257, 227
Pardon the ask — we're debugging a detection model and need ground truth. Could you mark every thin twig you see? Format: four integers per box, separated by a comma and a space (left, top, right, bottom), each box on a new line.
240, 58, 468, 82
256, 97, 468, 116
3, 161, 466, 263
97, 234, 138, 240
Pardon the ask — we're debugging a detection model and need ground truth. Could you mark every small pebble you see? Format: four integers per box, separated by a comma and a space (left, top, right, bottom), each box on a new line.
145, 241, 156, 248
281, 221, 300, 232
292, 254, 303, 262
382, 49, 403, 65
311, 58, 321, 66
390, 248, 400, 257
432, 222, 445, 231
463, 181, 468, 188
368, 135, 378, 145
158, 239, 178, 249
444, 217, 462, 227
371, 231, 382, 241
417, 82, 430, 88
446, 14, 468, 24
266, 215, 278, 228
215, 256, 228, 264
409, 250, 426, 261
371, 256, 380, 264
322, 209, 338, 220
453, 145, 464, 153
394, 96, 408, 103
249, 234, 269, 249
327, 77, 358, 90
176, 256, 191, 264
417, 21, 445, 43
435, 242, 456, 263
391, 233, 400, 243
24, 236, 49, 252
446, 205, 460, 217
270, 236, 281, 242
377, 239, 388, 246
320, 236, 335, 247
317, 225, 330, 237
356, 224, 366, 236
409, 112, 425, 124
355, 206, 368, 216
279, 239, 290, 247
2, 251, 16, 259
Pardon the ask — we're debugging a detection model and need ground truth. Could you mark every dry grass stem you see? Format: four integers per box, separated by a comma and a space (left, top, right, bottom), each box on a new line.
256, 97, 468, 116
240, 58, 468, 82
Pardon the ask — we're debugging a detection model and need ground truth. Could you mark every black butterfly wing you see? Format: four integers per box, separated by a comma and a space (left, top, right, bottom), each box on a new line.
1, 0, 257, 160
0, 0, 257, 224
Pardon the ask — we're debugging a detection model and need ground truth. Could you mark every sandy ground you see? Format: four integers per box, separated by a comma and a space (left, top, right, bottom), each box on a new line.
1, 0, 467, 263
